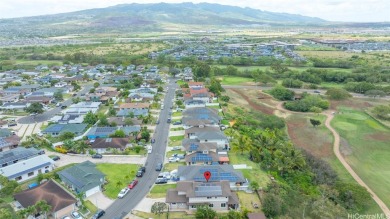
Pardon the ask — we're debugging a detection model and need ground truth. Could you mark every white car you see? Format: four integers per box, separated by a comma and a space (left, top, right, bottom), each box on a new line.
168, 157, 179, 163
71, 211, 83, 219
147, 146, 152, 154
117, 188, 129, 199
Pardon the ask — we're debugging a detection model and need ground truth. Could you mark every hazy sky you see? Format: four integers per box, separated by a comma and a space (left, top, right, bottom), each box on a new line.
0, 0, 389, 22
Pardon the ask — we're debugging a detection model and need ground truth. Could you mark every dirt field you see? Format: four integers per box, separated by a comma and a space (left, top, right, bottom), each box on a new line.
230, 89, 275, 115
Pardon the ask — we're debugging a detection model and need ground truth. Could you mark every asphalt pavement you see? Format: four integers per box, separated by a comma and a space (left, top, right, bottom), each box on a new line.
101, 79, 177, 219
17, 84, 93, 124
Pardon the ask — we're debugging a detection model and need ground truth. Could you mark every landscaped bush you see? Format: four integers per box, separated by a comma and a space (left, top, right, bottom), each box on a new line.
284, 95, 329, 112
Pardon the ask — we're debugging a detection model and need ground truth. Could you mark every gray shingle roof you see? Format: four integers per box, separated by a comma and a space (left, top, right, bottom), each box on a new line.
177, 165, 245, 183
58, 161, 105, 193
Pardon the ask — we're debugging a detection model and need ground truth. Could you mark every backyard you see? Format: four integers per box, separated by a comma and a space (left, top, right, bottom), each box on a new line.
96, 163, 139, 199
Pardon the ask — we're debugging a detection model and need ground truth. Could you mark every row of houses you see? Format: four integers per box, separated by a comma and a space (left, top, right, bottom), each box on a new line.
165, 82, 243, 212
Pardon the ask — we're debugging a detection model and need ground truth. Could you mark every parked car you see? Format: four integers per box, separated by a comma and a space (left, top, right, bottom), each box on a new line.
171, 146, 181, 151
62, 216, 71, 219
136, 170, 144, 177
128, 179, 138, 189
147, 146, 152, 154
313, 90, 321, 94
8, 123, 17, 127
151, 139, 155, 143
71, 211, 83, 219
155, 163, 163, 171
61, 105, 67, 109
155, 178, 168, 184
167, 118, 171, 123
91, 210, 105, 219
51, 156, 60, 161
168, 157, 180, 163
91, 154, 103, 159
138, 166, 146, 173
156, 120, 160, 124
177, 154, 185, 159
173, 121, 182, 125
117, 188, 129, 199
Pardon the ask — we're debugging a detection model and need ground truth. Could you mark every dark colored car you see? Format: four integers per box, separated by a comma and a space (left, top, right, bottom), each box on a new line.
139, 166, 146, 173
155, 163, 163, 171
156, 120, 160, 124
92, 210, 105, 219
8, 123, 17, 127
136, 170, 144, 177
128, 179, 138, 189
173, 121, 182, 125
151, 139, 155, 144
167, 118, 171, 123
313, 90, 321, 94
92, 154, 103, 159
61, 105, 67, 109
155, 178, 168, 184
52, 156, 60, 161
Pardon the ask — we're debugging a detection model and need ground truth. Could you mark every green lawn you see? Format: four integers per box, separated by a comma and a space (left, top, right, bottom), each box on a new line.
148, 184, 177, 198
96, 163, 138, 199
219, 76, 253, 85
170, 127, 184, 131
172, 111, 182, 117
163, 162, 185, 172
84, 200, 98, 213
133, 210, 193, 219
228, 152, 270, 188
236, 191, 262, 213
331, 107, 390, 208
169, 135, 184, 142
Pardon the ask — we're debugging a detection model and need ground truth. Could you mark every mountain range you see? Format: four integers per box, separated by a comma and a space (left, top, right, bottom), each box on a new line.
0, 2, 326, 37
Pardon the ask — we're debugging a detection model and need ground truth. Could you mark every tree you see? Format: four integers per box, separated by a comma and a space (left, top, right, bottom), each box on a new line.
74, 141, 90, 154
25, 102, 44, 114
0, 208, 12, 219
310, 119, 321, 127
220, 96, 230, 102
269, 86, 294, 101
157, 86, 164, 93
128, 111, 135, 118
35, 200, 52, 219
71, 81, 81, 91
325, 88, 351, 100
372, 104, 390, 120
89, 88, 95, 93
194, 62, 211, 78
262, 193, 283, 218
124, 117, 134, 126
365, 89, 386, 98
232, 134, 252, 155
93, 82, 100, 88
72, 97, 81, 104
19, 94, 24, 99
195, 205, 217, 219
59, 132, 76, 141
53, 90, 63, 101
98, 114, 109, 126
108, 107, 116, 116
75, 192, 86, 210
309, 106, 322, 114
151, 202, 167, 216
83, 111, 98, 125
225, 65, 238, 76
141, 129, 150, 142
249, 181, 260, 192
226, 210, 242, 219
110, 130, 126, 138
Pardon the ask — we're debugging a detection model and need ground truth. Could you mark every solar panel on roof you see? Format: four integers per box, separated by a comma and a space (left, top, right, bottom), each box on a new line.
192, 154, 213, 162
189, 144, 198, 151
194, 184, 223, 197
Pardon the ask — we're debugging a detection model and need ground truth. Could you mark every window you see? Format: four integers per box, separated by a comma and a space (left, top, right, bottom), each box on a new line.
209, 204, 213, 208
28, 172, 34, 177
45, 166, 49, 169
15, 176, 22, 181
191, 205, 196, 209
221, 203, 226, 208
207, 197, 212, 199
172, 203, 176, 205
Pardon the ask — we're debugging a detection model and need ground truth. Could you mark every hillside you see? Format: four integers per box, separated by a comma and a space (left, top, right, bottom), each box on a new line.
0, 2, 325, 37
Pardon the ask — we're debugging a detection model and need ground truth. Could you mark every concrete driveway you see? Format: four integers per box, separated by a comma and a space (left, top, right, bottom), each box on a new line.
46, 151, 147, 167
134, 197, 165, 212
86, 191, 113, 210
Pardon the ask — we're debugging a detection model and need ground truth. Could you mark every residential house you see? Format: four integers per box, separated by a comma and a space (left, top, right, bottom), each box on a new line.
0, 136, 20, 152
50, 114, 84, 124
177, 165, 246, 188
90, 138, 130, 154
185, 126, 221, 139
184, 100, 206, 109
117, 103, 150, 117
188, 82, 204, 89
41, 124, 87, 136
0, 147, 43, 167
65, 102, 101, 115
184, 142, 219, 165
86, 126, 140, 139
0, 154, 54, 182
14, 180, 77, 219
107, 117, 142, 127
189, 130, 229, 150
166, 180, 239, 211
0, 102, 30, 111
129, 87, 157, 94
29, 87, 67, 97
58, 161, 105, 197
25, 96, 51, 104
128, 93, 154, 102
86, 87, 118, 103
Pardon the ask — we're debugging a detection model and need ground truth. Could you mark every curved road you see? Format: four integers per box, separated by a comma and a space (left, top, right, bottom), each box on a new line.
101, 79, 177, 219
274, 101, 390, 215
17, 84, 93, 124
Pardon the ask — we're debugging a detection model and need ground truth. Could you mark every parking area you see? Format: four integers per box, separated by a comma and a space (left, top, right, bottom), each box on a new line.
86, 191, 114, 210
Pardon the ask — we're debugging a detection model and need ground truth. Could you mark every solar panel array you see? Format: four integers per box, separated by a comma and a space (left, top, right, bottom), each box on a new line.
192, 167, 240, 182
189, 144, 199, 151
47, 124, 63, 132
191, 154, 213, 162
194, 183, 223, 197
95, 127, 116, 135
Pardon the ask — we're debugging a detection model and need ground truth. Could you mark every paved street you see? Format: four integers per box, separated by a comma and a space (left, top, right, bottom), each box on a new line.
101, 79, 177, 219
17, 84, 93, 124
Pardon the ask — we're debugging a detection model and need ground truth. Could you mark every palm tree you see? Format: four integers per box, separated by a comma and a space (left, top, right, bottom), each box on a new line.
231, 134, 252, 155
74, 141, 90, 154
116, 181, 124, 188
36, 200, 51, 219
75, 192, 86, 210
63, 139, 76, 151
224, 128, 237, 141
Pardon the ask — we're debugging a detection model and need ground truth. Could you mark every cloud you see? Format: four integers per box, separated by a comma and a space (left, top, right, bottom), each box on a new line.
0, 0, 389, 22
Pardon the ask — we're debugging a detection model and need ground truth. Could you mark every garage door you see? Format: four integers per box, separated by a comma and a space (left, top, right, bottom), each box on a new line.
85, 186, 100, 197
